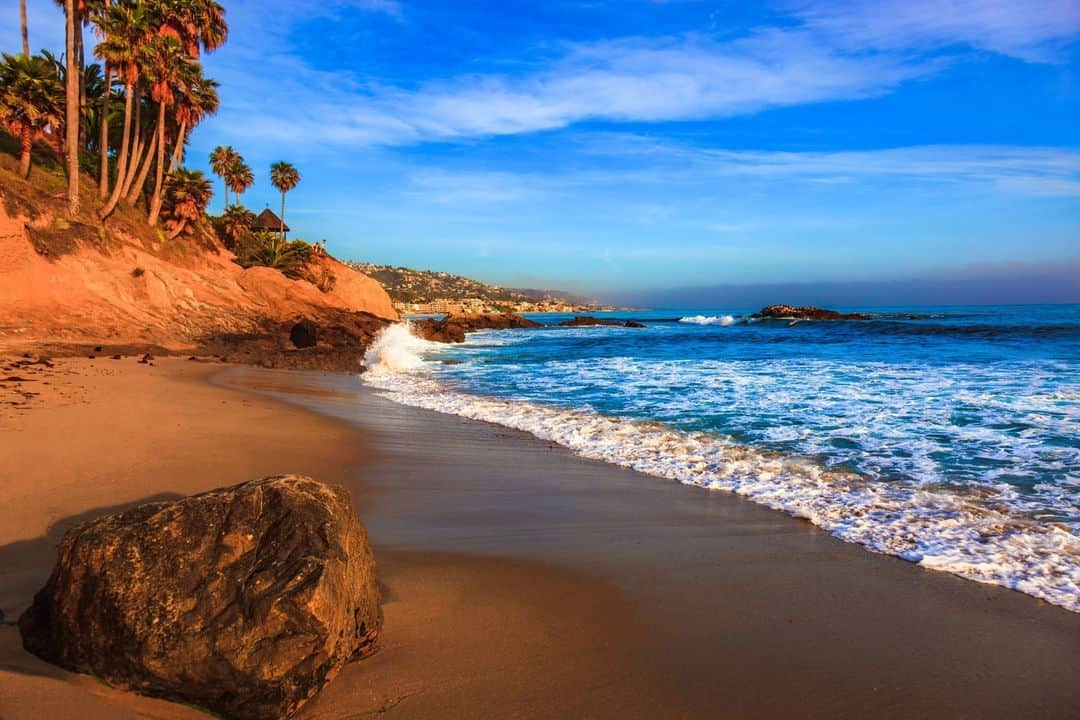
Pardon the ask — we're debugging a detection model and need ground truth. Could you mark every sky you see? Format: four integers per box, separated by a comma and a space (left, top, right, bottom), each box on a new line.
5, 0, 1080, 303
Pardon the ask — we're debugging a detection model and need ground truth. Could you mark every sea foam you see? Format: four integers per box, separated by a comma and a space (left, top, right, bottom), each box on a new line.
680, 315, 735, 326
361, 323, 1080, 613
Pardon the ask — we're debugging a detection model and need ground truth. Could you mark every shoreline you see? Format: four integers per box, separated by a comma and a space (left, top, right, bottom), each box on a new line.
224, 365, 1080, 718
0, 357, 672, 719
2, 358, 1078, 718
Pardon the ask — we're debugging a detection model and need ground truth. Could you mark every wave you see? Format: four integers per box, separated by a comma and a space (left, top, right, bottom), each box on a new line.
680, 314, 736, 326
363, 322, 431, 373
360, 324, 1080, 612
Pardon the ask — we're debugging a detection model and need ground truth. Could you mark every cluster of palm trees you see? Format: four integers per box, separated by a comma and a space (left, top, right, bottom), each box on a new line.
1, 0, 225, 237
209, 146, 300, 241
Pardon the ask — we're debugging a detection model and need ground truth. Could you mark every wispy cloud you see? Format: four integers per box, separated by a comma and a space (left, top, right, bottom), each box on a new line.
791, 0, 1080, 62
194, 0, 1078, 151
582, 136, 1080, 197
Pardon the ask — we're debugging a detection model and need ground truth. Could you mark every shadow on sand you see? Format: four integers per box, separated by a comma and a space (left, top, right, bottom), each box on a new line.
0, 493, 184, 679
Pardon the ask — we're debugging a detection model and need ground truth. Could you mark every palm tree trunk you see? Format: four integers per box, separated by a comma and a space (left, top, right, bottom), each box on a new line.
169, 119, 187, 172
125, 127, 156, 205
99, 82, 133, 219
19, 0, 28, 56
147, 101, 168, 225
18, 124, 32, 179
64, 0, 80, 216
122, 89, 143, 197
166, 220, 187, 240
280, 192, 286, 241
99, 65, 111, 197
76, 21, 85, 153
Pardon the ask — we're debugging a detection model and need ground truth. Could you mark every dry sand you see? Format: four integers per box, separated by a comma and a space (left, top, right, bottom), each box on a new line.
0, 358, 667, 719
2, 358, 1078, 719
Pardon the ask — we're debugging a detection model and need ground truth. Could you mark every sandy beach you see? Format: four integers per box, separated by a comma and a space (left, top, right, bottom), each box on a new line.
2, 358, 1079, 719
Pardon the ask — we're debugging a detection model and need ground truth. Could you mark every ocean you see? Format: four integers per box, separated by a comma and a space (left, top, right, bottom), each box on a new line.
363, 305, 1080, 612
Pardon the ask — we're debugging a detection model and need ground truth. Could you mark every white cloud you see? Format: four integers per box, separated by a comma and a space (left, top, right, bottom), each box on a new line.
203, 25, 937, 148
192, 0, 1079, 151
406, 140, 1080, 200
792, 0, 1080, 62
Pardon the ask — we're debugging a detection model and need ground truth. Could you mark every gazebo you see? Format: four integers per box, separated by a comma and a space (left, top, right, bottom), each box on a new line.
252, 208, 290, 238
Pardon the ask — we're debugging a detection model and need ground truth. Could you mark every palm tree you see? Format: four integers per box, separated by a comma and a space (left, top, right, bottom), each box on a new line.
219, 204, 254, 247
96, 2, 152, 218
64, 0, 80, 215
169, 70, 218, 172
20, 0, 29, 56
157, 0, 228, 57
209, 145, 238, 211
269, 161, 300, 241
0, 53, 63, 179
161, 167, 212, 238
88, 0, 114, 198
145, 35, 188, 226
226, 159, 253, 207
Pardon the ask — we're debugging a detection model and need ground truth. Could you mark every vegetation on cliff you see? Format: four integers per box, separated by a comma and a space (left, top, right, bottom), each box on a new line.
0, 0, 306, 258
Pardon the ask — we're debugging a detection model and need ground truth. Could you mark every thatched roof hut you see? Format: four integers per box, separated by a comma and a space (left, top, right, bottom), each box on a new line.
253, 208, 290, 237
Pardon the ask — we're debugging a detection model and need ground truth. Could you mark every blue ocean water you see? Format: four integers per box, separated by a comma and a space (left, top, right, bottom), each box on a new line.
364, 305, 1080, 610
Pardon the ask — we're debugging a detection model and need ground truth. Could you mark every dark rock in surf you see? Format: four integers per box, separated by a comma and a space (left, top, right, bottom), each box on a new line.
413, 313, 542, 343
289, 319, 318, 348
19, 475, 382, 720
557, 316, 646, 328
752, 304, 871, 321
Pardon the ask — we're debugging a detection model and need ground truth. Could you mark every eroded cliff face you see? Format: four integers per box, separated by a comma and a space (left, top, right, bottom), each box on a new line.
0, 195, 396, 353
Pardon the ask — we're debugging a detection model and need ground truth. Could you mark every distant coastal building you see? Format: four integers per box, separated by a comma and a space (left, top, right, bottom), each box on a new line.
393, 297, 610, 316
253, 208, 290, 238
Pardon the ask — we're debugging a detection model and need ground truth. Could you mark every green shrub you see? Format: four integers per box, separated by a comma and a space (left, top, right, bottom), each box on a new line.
233, 231, 313, 279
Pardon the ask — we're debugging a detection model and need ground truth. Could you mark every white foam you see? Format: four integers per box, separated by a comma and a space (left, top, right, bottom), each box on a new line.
680, 314, 736, 326
362, 325, 1080, 613
363, 322, 435, 374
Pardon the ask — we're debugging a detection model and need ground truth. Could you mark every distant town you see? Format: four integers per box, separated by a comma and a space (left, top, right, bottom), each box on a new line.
346, 262, 615, 316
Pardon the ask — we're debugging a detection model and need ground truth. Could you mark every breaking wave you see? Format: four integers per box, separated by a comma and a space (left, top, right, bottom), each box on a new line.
680, 314, 736, 326
361, 323, 1080, 612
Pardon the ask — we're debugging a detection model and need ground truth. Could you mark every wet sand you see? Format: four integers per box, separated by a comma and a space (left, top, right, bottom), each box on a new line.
0, 358, 667, 719
1, 359, 1078, 719
224, 366, 1080, 719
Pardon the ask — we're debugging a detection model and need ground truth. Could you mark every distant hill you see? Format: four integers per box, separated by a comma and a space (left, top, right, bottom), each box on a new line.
346, 263, 597, 306
512, 287, 599, 306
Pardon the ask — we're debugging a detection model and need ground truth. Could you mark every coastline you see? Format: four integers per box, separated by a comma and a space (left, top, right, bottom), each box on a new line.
0, 358, 671, 719
2, 358, 1078, 718
225, 366, 1080, 719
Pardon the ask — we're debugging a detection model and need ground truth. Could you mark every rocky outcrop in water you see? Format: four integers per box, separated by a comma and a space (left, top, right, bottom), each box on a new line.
752, 304, 871, 320
413, 313, 542, 343
20, 475, 382, 720
558, 316, 646, 328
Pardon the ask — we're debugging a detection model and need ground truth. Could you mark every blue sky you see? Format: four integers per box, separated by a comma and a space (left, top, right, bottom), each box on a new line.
6, 0, 1080, 299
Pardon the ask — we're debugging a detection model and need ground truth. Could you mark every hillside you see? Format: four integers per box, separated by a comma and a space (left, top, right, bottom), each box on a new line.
0, 141, 397, 369
346, 262, 602, 312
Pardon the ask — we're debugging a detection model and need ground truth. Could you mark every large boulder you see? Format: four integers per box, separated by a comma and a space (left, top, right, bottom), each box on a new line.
19, 475, 382, 720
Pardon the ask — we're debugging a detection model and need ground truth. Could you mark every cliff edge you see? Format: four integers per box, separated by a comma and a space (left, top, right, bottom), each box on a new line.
0, 173, 396, 360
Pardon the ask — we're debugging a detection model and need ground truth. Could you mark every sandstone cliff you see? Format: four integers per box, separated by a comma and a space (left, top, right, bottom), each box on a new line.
0, 177, 396, 356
